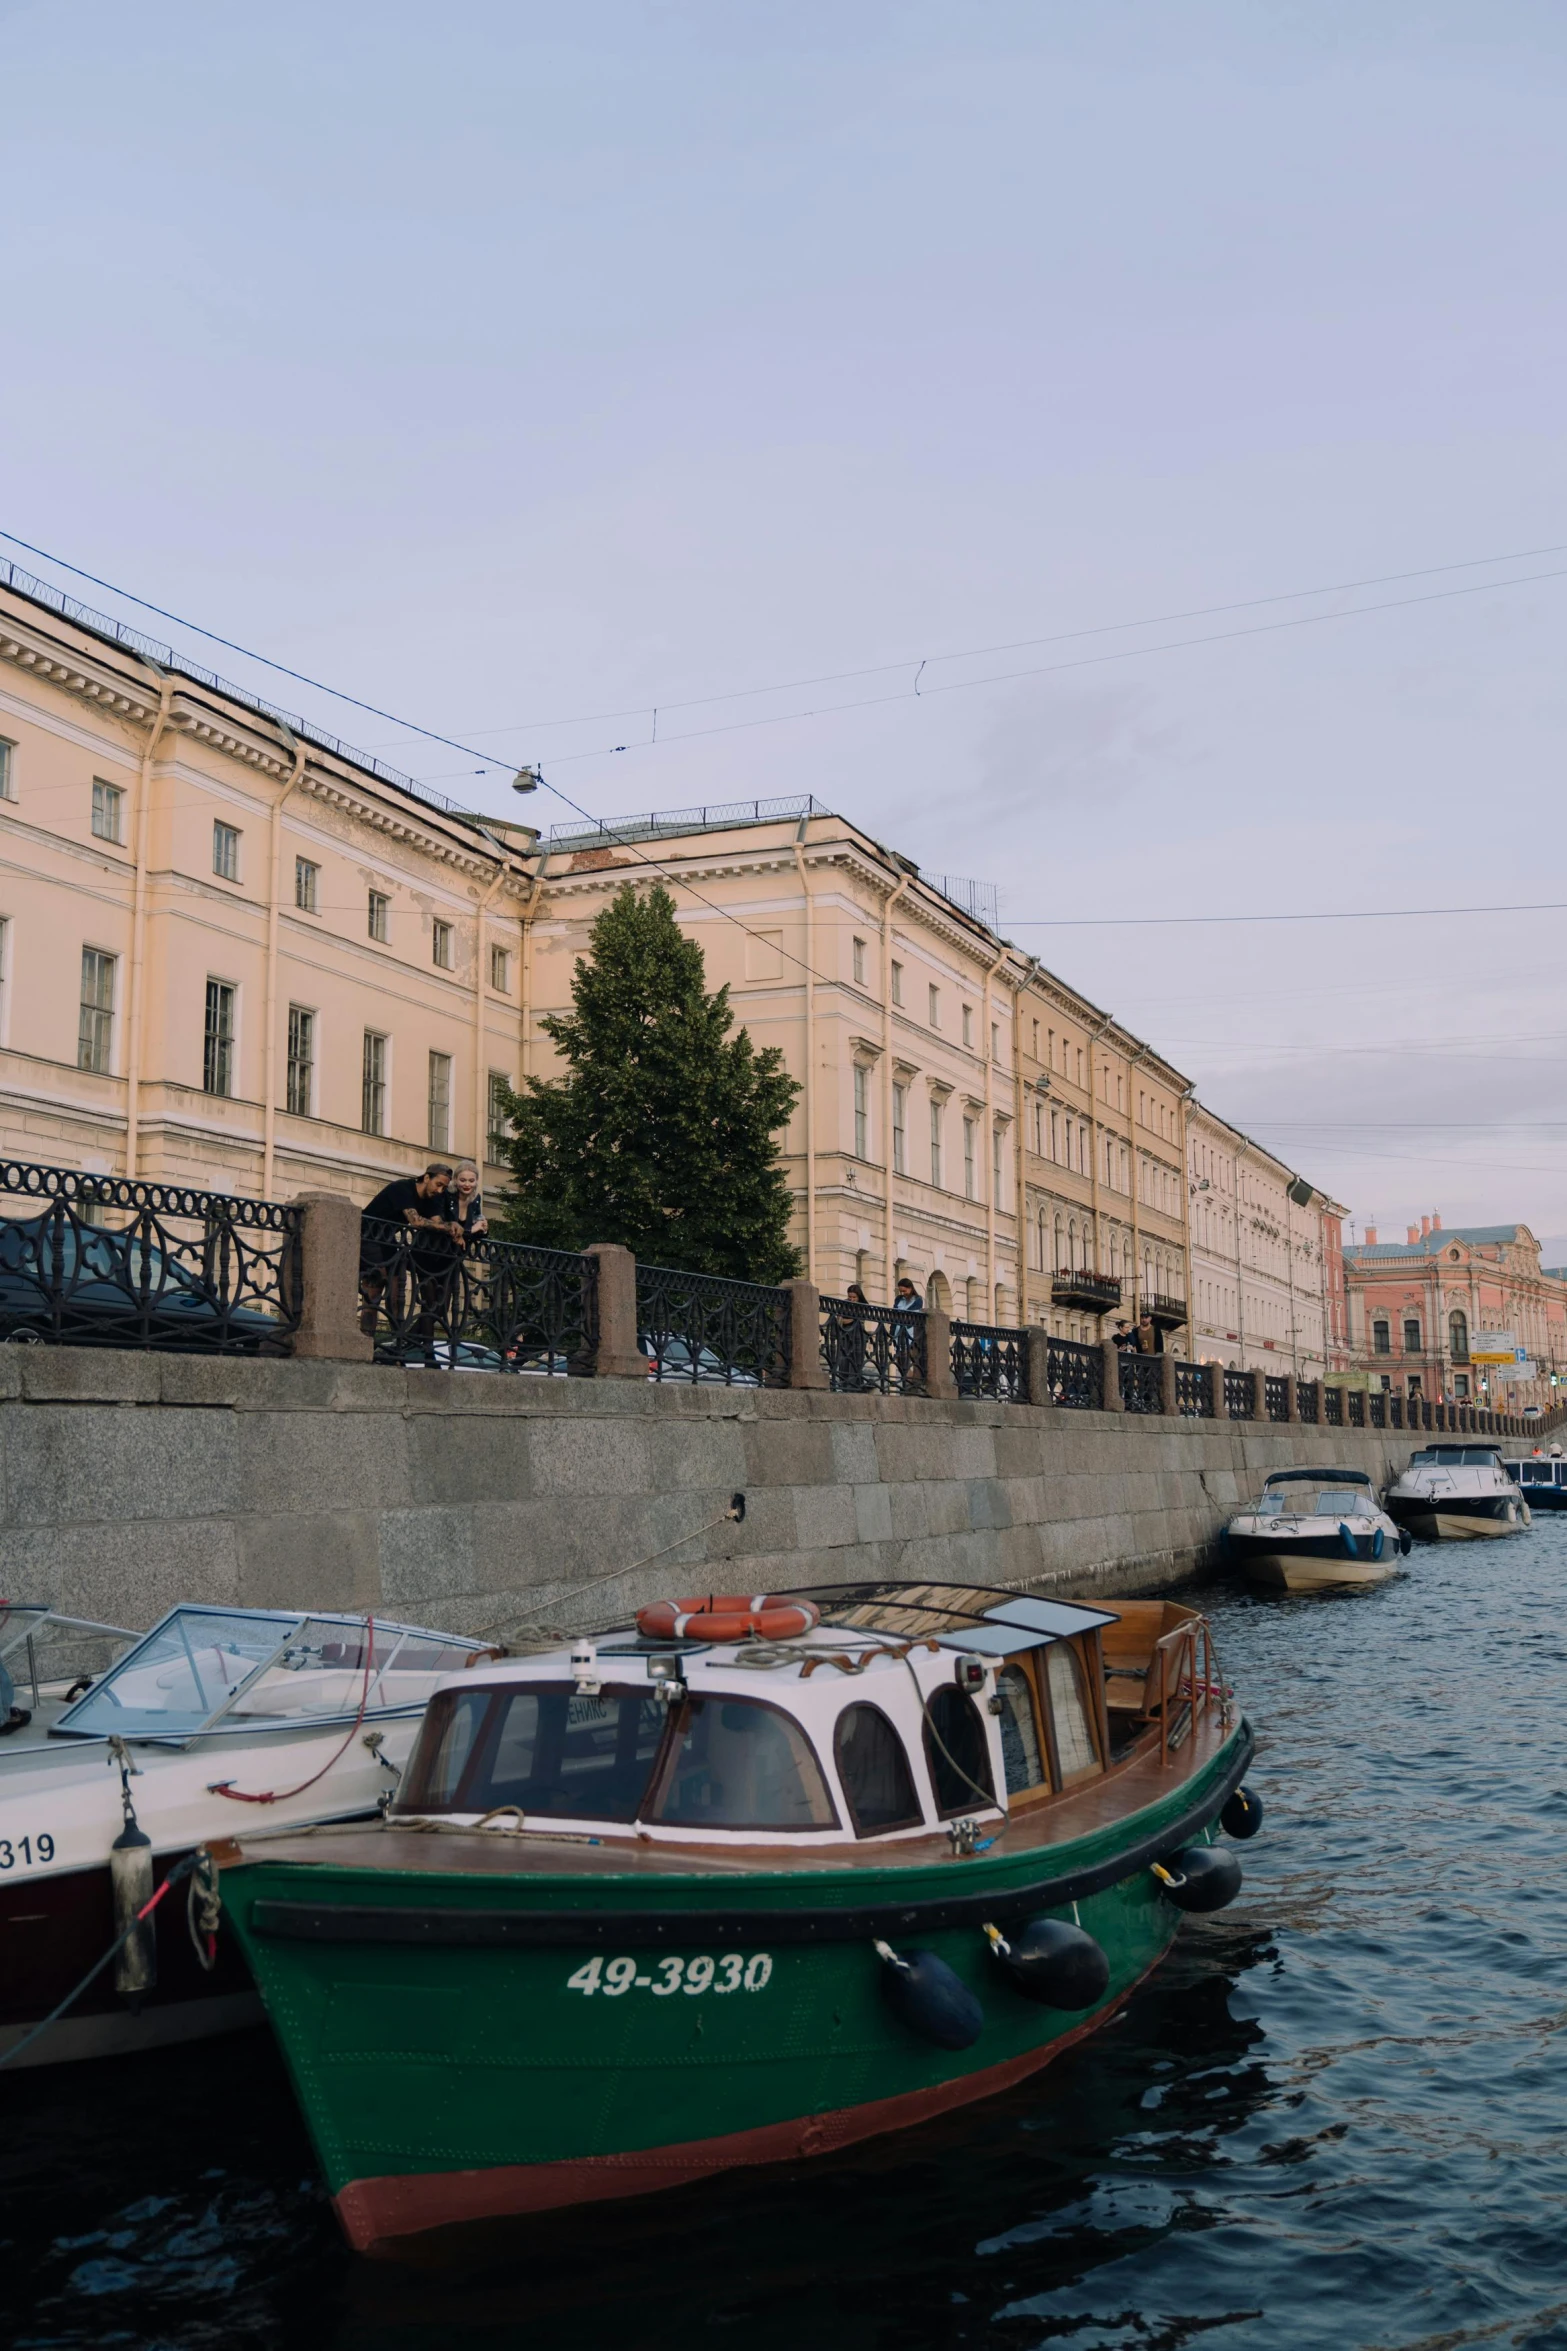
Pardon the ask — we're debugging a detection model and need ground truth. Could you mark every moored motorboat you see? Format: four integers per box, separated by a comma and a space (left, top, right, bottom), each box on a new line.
1385, 1445, 1531, 1541
0, 1602, 481, 2067
215, 1581, 1260, 2259
1504, 1448, 1567, 1512
1224, 1468, 1408, 1593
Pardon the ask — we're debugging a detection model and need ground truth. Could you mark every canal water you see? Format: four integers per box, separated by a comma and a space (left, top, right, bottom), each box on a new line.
6, 1518, 1567, 2351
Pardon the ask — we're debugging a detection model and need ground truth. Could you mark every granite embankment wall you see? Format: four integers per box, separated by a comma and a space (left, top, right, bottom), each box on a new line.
0, 1351, 1427, 1633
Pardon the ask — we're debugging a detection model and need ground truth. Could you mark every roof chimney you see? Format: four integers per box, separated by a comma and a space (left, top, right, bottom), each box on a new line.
1433, 1213, 1442, 1231
1365, 1225, 1378, 1245
1407, 1225, 1420, 1245
1421, 1216, 1432, 1238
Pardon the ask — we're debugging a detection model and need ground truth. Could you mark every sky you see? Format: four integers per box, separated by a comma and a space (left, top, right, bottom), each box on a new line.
3, 1, 1566, 1248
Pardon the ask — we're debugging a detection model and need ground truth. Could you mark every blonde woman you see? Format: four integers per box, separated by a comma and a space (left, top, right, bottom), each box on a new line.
451, 1160, 488, 1248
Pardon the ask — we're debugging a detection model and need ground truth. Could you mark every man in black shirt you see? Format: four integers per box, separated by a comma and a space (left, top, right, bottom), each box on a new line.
359, 1163, 458, 1352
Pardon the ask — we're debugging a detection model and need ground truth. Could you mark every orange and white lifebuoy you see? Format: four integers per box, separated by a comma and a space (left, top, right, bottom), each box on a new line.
635, 1594, 821, 1644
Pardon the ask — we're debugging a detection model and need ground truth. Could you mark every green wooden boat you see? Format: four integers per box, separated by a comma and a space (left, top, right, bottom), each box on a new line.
216, 1582, 1259, 2258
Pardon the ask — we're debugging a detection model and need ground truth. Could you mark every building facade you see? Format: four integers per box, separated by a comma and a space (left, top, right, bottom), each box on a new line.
0, 564, 540, 1201
1343, 1218, 1567, 1410
1185, 1104, 1342, 1381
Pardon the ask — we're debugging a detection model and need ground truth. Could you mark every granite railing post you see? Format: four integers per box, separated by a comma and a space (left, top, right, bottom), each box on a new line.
1282, 1373, 1299, 1424
1025, 1327, 1051, 1410
291, 1191, 372, 1362
922, 1309, 959, 1400
1250, 1367, 1266, 1420
1158, 1351, 1179, 1416
1100, 1337, 1126, 1413
585, 1244, 650, 1378
784, 1278, 828, 1390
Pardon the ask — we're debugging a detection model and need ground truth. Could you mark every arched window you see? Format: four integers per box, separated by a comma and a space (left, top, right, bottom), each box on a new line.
1067, 1218, 1078, 1272
1054, 1213, 1064, 1273
1449, 1310, 1468, 1362
1373, 1318, 1390, 1355
1037, 1209, 1048, 1271
833, 1704, 921, 1836
922, 1685, 994, 1816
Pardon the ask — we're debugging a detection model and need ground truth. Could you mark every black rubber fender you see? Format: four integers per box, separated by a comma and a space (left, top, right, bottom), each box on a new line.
1155, 1844, 1243, 1913
985, 1916, 1109, 2010
1220, 1784, 1264, 1841
875, 1942, 984, 2048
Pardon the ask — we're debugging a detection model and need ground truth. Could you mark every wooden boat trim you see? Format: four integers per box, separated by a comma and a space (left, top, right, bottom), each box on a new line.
248, 1719, 1253, 1948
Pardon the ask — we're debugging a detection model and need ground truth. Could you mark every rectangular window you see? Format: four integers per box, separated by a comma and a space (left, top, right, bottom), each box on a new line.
0, 915, 7, 1036
928, 983, 939, 1027
0, 739, 13, 800
852, 936, 867, 986
368, 890, 389, 944
428, 1050, 452, 1151
362, 1031, 387, 1134
930, 1098, 943, 1188
853, 1064, 870, 1160
78, 949, 115, 1073
961, 1005, 973, 1049
432, 919, 453, 970
286, 1005, 314, 1117
489, 943, 511, 993
1403, 1318, 1422, 1355
991, 1022, 1000, 1063
487, 1071, 511, 1164
91, 780, 123, 843
892, 1082, 906, 1174
1050, 1108, 1060, 1161
890, 960, 903, 1006
1373, 1319, 1391, 1355
212, 821, 240, 882
203, 979, 236, 1097
294, 857, 319, 913
963, 1116, 976, 1199
993, 1125, 1004, 1209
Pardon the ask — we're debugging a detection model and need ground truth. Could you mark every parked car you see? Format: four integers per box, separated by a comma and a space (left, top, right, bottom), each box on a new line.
0, 1210, 287, 1352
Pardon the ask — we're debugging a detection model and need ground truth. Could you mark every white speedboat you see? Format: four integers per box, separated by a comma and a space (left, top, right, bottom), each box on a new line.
1385, 1445, 1531, 1541
1224, 1467, 1409, 1593
0, 1601, 481, 2066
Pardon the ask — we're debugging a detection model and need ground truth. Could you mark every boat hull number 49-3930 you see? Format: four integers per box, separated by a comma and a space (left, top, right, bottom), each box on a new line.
566, 1953, 774, 1996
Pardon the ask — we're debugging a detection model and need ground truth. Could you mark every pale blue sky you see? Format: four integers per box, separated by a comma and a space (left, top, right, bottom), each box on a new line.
4, 2, 1566, 1240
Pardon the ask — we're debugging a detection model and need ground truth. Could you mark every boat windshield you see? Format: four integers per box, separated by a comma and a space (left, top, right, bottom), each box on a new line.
1409, 1447, 1502, 1467
399, 1683, 839, 1832
53, 1607, 474, 1742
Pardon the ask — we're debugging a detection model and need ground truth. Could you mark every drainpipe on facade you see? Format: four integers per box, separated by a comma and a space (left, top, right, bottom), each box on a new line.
1126, 1043, 1150, 1333
1234, 1140, 1250, 1370
1284, 1178, 1299, 1378
518, 850, 554, 1087
981, 939, 1005, 1313
1176, 1086, 1196, 1363
880, 866, 912, 1303
261, 730, 309, 1201
124, 667, 175, 1182
472, 860, 513, 1168
1013, 955, 1040, 1322
1086, 1013, 1113, 1280
793, 820, 817, 1287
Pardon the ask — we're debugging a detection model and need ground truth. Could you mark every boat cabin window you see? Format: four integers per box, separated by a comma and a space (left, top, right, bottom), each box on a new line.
403, 1685, 666, 1821
1312, 1488, 1375, 1518
923, 1685, 995, 1815
995, 1663, 1047, 1796
834, 1703, 923, 1834
650, 1697, 837, 1831
1410, 1447, 1501, 1467
1046, 1643, 1102, 1784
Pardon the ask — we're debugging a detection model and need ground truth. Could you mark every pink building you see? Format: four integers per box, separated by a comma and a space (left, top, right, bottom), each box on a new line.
1343, 1215, 1567, 1410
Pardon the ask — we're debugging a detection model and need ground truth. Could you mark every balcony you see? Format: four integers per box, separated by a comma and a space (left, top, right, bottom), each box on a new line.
1051, 1270, 1122, 1316
1141, 1292, 1188, 1330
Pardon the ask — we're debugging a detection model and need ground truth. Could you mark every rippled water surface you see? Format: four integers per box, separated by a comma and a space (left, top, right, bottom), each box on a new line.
6, 1520, 1567, 2351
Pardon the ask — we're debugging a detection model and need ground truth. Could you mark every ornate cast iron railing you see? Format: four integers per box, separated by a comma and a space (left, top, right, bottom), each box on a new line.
1369, 1391, 1387, 1428
1388, 1394, 1404, 1429
1348, 1390, 1366, 1427
1045, 1334, 1104, 1410
0, 1161, 301, 1354
952, 1320, 1029, 1403
359, 1220, 597, 1373
1296, 1379, 1320, 1425
636, 1262, 788, 1386
1051, 1270, 1122, 1315
1323, 1385, 1343, 1425
1264, 1375, 1290, 1424
1140, 1291, 1189, 1328
1175, 1360, 1212, 1417
820, 1296, 927, 1395
1119, 1352, 1164, 1414
1223, 1368, 1254, 1421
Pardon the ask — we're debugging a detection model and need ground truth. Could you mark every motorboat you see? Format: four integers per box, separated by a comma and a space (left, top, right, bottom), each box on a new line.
0, 1601, 482, 2066
1223, 1468, 1408, 1594
1385, 1445, 1531, 1541
1504, 1448, 1567, 1512
213, 1580, 1261, 2258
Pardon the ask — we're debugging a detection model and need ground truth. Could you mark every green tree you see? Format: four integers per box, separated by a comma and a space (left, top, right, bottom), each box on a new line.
495, 883, 802, 1282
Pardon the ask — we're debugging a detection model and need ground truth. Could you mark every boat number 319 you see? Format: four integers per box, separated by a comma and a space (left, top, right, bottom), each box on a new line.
566, 1953, 773, 1997
0, 1835, 55, 1869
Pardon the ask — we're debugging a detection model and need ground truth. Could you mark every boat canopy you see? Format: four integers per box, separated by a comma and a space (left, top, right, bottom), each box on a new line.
1262, 1468, 1372, 1488
52, 1606, 477, 1745
786, 1582, 1117, 1649
1408, 1447, 1503, 1466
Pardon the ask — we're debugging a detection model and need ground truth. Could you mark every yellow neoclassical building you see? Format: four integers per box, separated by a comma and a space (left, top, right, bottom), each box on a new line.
0, 559, 1209, 1334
